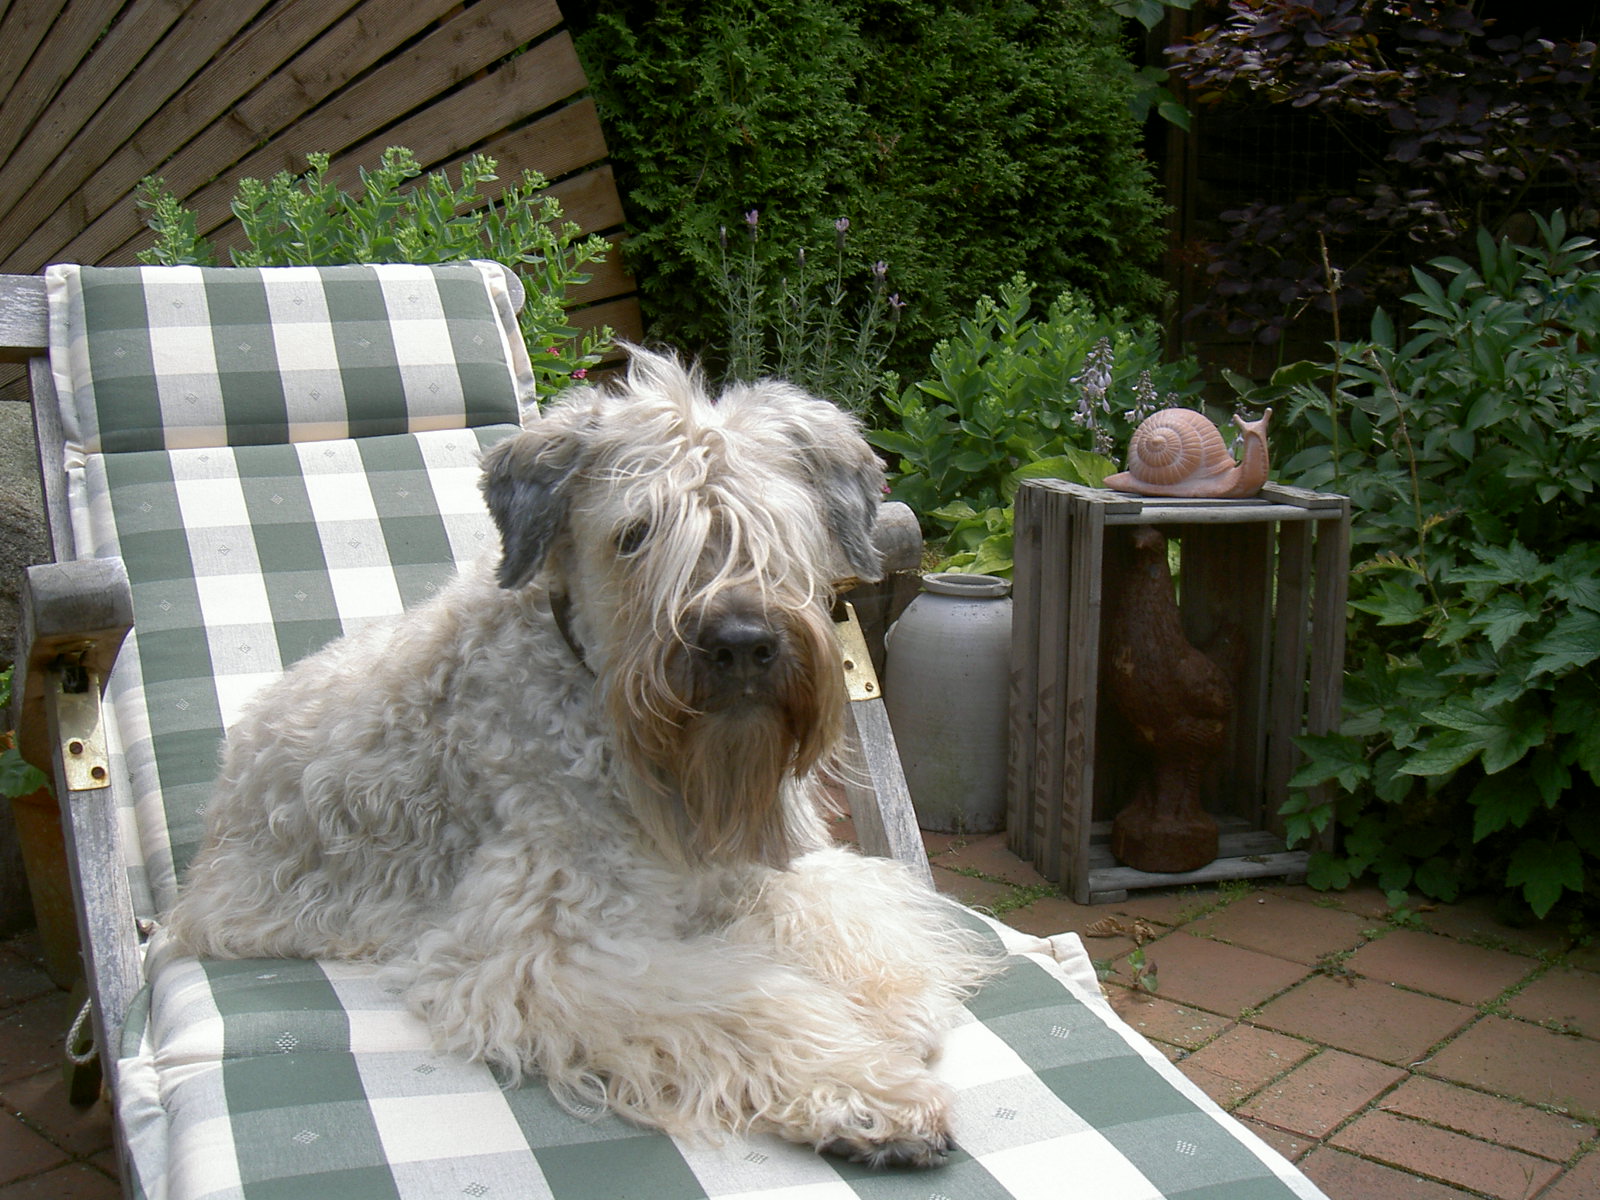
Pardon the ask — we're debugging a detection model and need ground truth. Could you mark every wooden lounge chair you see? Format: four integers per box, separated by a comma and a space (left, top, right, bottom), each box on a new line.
6, 261, 1329, 1199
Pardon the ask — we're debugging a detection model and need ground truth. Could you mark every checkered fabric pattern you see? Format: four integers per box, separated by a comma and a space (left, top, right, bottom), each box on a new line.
45, 261, 536, 453
116, 919, 1324, 1200
75, 427, 517, 916
43, 264, 1329, 1200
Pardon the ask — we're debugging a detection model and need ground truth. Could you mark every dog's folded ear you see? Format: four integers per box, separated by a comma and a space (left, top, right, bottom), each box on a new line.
783, 407, 887, 585
480, 424, 588, 589
818, 458, 887, 584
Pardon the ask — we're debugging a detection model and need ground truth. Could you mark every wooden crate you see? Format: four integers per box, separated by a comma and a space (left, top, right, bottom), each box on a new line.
1007, 480, 1350, 903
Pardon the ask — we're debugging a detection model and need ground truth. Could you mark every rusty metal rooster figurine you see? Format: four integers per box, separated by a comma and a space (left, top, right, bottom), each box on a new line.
1105, 525, 1236, 873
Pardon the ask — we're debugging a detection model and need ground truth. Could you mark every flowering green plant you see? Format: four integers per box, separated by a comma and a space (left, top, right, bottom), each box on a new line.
716, 209, 901, 416
870, 275, 1203, 575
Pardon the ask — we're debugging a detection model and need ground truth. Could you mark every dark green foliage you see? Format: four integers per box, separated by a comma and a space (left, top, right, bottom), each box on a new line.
1167, 0, 1599, 346
573, 0, 1169, 373
1265, 215, 1600, 920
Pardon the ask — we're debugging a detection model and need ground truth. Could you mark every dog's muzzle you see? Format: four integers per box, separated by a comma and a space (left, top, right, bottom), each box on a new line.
695, 611, 788, 703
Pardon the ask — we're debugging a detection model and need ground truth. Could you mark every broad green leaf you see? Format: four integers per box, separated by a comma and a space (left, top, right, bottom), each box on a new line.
1419, 700, 1546, 775
1415, 856, 1461, 902
968, 535, 1014, 577
1550, 547, 1600, 613
1399, 729, 1480, 777
1064, 446, 1116, 488
1526, 612, 1600, 678
1470, 595, 1540, 652
1305, 852, 1351, 892
1505, 840, 1584, 919
1469, 772, 1539, 841
0, 748, 48, 800
1349, 578, 1428, 627
1290, 733, 1369, 792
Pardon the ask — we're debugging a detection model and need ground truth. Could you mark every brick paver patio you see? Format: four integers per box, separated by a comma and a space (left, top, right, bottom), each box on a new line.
2, 824, 1597, 1198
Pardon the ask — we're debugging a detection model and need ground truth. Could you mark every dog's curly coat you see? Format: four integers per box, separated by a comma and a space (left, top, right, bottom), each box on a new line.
166, 348, 997, 1167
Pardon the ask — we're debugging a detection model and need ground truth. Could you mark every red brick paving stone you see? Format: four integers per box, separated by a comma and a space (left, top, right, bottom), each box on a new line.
1185, 891, 1371, 965
921, 830, 966, 860
1107, 991, 1232, 1051
929, 864, 1019, 911
1002, 894, 1139, 954
1299, 1147, 1483, 1199
1103, 886, 1227, 928
0, 1071, 115, 1160
1379, 1075, 1594, 1163
0, 1162, 122, 1199
0, 991, 79, 1086
934, 833, 1051, 887
1254, 974, 1475, 1065
1505, 966, 1600, 1040
1424, 1015, 1600, 1121
1567, 942, 1600, 973
1346, 928, 1540, 1005
0, 949, 55, 1011
1178, 1059, 1257, 1110
1419, 895, 1574, 959
1237, 1048, 1406, 1138
1178, 1024, 1316, 1109
1332, 1109, 1562, 1199
1131, 930, 1308, 1018
0, 1112, 69, 1184
1270, 881, 1396, 921
1238, 1116, 1315, 1163
1533, 1149, 1600, 1200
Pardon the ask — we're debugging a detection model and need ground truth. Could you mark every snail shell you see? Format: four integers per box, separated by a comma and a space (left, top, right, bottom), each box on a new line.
1104, 408, 1271, 499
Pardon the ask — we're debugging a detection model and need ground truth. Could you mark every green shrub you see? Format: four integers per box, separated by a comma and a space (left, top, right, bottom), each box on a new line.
137, 148, 613, 394
869, 275, 1204, 575
573, 0, 1169, 375
1271, 214, 1600, 919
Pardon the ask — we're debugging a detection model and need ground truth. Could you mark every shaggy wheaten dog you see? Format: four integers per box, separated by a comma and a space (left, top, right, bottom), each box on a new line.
166, 347, 997, 1167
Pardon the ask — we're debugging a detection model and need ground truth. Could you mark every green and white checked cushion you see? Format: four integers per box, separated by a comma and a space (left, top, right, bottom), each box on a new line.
116, 919, 1325, 1200
46, 261, 534, 452
71, 426, 518, 917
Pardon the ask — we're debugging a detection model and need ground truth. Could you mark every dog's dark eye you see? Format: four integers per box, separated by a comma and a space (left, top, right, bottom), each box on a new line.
616, 521, 650, 556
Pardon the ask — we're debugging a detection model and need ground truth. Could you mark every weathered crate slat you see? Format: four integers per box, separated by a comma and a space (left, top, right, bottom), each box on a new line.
1009, 480, 1349, 904
1, 0, 639, 347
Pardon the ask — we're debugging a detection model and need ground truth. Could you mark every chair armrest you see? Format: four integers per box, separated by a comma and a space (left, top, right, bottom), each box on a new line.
14, 559, 143, 1092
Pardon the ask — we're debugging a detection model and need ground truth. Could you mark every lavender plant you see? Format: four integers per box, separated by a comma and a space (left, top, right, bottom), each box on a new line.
715, 210, 901, 415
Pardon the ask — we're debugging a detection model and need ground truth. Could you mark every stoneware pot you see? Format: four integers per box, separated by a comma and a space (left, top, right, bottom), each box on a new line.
884, 572, 1012, 834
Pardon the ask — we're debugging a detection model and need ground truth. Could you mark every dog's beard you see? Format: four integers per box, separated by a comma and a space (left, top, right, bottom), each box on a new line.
610, 607, 843, 868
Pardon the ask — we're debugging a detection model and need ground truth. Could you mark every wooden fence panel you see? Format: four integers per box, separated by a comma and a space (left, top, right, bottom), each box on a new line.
0, 0, 641, 344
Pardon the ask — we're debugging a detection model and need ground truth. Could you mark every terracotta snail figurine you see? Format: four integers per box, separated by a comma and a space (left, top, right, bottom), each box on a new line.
1104, 407, 1272, 499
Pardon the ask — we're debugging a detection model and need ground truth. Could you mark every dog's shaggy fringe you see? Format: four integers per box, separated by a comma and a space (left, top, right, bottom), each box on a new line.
166, 347, 1001, 1167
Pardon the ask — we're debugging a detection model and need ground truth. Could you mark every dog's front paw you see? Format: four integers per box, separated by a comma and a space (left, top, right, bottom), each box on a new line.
802, 1076, 959, 1170
820, 1127, 957, 1170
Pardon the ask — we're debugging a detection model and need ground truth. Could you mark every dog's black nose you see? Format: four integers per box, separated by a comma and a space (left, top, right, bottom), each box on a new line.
701, 616, 781, 676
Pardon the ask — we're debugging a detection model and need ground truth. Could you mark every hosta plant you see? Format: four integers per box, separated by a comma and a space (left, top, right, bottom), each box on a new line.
1272, 213, 1600, 919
